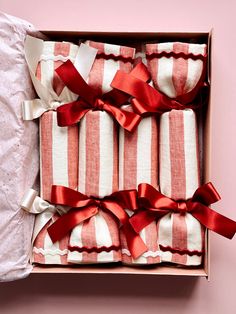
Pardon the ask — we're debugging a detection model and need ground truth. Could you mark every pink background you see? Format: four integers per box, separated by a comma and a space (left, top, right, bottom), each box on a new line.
1, 0, 236, 313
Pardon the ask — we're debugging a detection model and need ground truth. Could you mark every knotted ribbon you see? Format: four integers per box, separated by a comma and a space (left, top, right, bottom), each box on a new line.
111, 62, 208, 115
55, 60, 149, 132
129, 183, 236, 240
21, 189, 68, 245
22, 36, 97, 120
47, 185, 148, 259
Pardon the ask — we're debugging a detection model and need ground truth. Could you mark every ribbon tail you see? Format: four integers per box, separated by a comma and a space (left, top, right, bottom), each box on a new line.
122, 223, 148, 259
47, 206, 97, 243
104, 104, 141, 132
129, 210, 159, 233
192, 203, 236, 239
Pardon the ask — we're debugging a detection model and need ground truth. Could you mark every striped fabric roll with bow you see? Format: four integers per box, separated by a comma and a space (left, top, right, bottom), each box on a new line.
38, 41, 79, 201
68, 41, 136, 264
119, 105, 161, 264
146, 42, 207, 99
158, 109, 204, 266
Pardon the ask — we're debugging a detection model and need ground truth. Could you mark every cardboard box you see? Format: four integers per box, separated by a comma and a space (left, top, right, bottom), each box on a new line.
31, 30, 212, 279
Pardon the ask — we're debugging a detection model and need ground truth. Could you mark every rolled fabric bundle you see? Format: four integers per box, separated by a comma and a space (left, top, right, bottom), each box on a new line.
35, 40, 80, 200
158, 109, 204, 266
146, 42, 207, 99
119, 106, 161, 265
68, 41, 136, 263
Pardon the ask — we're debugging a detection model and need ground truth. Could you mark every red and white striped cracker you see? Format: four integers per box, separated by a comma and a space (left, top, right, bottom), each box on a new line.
32, 213, 69, 265
69, 41, 135, 263
146, 42, 207, 98
158, 109, 204, 266
68, 211, 121, 264
37, 41, 79, 200
119, 106, 161, 264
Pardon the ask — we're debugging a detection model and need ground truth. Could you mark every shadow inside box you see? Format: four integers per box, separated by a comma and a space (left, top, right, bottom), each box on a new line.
0, 262, 200, 302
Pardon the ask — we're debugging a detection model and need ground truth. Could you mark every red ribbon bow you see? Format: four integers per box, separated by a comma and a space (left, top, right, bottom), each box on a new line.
111, 62, 208, 115
129, 183, 236, 239
55, 60, 148, 132
47, 185, 148, 259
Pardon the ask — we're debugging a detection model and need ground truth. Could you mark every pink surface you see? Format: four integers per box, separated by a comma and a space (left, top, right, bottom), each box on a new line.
0, 0, 236, 313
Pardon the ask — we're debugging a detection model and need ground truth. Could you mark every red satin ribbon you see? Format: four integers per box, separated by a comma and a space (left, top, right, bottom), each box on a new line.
47, 185, 147, 259
111, 62, 208, 115
129, 183, 236, 239
55, 60, 142, 132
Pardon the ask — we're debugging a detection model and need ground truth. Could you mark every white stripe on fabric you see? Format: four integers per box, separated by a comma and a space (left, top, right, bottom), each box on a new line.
157, 43, 176, 98
158, 213, 173, 262
99, 112, 114, 197
78, 116, 87, 194
68, 223, 84, 263
119, 127, 125, 190
44, 233, 61, 264
95, 212, 113, 262
52, 112, 69, 187
102, 44, 120, 93
136, 117, 152, 185
183, 109, 199, 199
185, 213, 202, 265
184, 44, 206, 94
159, 112, 172, 198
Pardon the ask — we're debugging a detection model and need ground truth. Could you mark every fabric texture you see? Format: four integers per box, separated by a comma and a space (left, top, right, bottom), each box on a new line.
158, 109, 204, 266
70, 41, 135, 263
119, 105, 161, 264
0, 12, 40, 281
146, 42, 207, 98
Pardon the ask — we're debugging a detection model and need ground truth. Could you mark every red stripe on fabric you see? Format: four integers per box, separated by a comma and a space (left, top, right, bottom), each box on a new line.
87, 41, 105, 95
195, 113, 201, 187
120, 229, 132, 264
145, 222, 161, 264
35, 62, 41, 81
120, 46, 134, 73
112, 122, 119, 193
123, 125, 138, 190
53, 42, 70, 96
146, 44, 159, 90
172, 43, 189, 97
171, 213, 188, 264
40, 112, 53, 201
67, 125, 79, 190
151, 117, 159, 189
85, 112, 100, 197
100, 211, 121, 261
169, 110, 186, 200
81, 216, 97, 262
59, 232, 69, 265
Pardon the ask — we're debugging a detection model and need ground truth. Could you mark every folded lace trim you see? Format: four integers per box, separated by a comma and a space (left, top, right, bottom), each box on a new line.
160, 245, 203, 256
